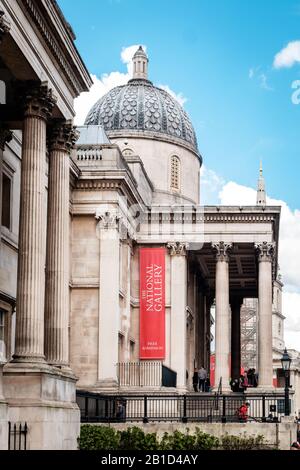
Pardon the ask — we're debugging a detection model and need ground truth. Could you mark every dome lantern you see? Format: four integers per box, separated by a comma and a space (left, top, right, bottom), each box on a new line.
132, 46, 148, 80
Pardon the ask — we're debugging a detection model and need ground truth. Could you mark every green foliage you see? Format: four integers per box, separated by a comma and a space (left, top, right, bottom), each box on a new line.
79, 424, 120, 450
118, 426, 159, 450
159, 428, 219, 450
78, 425, 267, 451
194, 428, 220, 450
220, 433, 265, 450
159, 430, 197, 450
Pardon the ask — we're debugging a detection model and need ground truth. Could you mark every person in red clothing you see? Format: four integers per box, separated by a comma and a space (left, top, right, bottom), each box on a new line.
238, 402, 250, 422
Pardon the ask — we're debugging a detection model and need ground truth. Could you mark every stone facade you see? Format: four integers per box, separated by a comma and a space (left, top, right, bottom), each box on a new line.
0, 0, 91, 450
0, 1, 295, 451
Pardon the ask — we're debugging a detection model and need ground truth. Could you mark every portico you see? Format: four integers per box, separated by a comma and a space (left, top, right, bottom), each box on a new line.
0, 0, 92, 449
134, 205, 280, 393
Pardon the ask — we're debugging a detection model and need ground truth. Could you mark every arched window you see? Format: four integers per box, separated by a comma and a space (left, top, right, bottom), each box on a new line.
170, 155, 181, 191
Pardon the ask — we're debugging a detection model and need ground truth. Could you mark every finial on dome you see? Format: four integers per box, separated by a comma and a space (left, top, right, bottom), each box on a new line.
256, 160, 266, 206
132, 45, 148, 80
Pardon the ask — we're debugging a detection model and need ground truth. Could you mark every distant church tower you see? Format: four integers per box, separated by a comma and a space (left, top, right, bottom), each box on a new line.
256, 161, 266, 206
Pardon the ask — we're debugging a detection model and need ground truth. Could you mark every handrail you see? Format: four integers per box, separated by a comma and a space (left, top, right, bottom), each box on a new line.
76, 390, 287, 424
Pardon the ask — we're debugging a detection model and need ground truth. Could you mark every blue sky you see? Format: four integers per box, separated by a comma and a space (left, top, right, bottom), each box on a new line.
58, 0, 300, 347
59, 0, 300, 210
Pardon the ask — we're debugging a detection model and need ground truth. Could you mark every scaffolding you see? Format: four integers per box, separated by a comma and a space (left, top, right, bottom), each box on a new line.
240, 299, 257, 370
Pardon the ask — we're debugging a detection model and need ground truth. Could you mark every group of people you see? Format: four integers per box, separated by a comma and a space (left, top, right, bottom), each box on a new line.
192, 366, 211, 392
230, 369, 258, 393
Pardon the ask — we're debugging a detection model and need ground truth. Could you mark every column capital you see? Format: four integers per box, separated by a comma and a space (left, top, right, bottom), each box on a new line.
0, 10, 10, 43
48, 120, 79, 153
255, 241, 275, 262
22, 82, 57, 120
212, 241, 232, 262
95, 207, 120, 230
167, 241, 189, 256
0, 125, 12, 150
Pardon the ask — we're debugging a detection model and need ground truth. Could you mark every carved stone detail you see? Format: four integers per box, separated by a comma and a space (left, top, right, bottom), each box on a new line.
0, 125, 12, 150
48, 121, 79, 153
0, 10, 10, 43
167, 241, 189, 256
95, 208, 120, 230
212, 241, 232, 262
23, 82, 56, 120
255, 241, 275, 262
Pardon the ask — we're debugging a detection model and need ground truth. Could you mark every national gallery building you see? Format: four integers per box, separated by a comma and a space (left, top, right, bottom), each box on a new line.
0, 0, 297, 451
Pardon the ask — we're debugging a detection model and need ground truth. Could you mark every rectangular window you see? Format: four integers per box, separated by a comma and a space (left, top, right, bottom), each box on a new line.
0, 309, 6, 361
130, 340, 135, 360
2, 173, 11, 230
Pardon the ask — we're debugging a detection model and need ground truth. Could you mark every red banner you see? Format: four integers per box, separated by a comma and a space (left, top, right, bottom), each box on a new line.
139, 247, 165, 359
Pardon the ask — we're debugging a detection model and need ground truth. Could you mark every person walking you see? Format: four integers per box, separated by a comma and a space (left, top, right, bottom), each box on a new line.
204, 375, 211, 392
192, 368, 199, 392
198, 366, 207, 392
238, 402, 250, 422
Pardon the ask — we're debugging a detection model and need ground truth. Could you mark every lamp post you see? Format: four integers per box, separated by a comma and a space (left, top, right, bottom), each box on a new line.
281, 348, 291, 416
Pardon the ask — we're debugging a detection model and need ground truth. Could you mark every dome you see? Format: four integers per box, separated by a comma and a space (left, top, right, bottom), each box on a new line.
84, 48, 200, 157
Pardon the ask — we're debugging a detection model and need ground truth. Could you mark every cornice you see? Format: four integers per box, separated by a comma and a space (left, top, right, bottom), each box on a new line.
21, 0, 91, 95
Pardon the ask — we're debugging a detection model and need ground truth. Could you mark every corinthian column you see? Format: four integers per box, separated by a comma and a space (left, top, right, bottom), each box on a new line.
212, 242, 232, 392
255, 242, 275, 389
45, 122, 78, 366
167, 241, 189, 390
14, 83, 56, 362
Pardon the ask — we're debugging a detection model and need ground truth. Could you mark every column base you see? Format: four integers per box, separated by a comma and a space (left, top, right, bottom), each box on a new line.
11, 354, 46, 364
212, 387, 232, 394
247, 385, 274, 393
3, 362, 79, 449
93, 378, 119, 392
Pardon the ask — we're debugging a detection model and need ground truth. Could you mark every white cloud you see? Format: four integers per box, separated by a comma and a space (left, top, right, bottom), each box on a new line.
74, 44, 187, 125
273, 40, 300, 69
200, 166, 225, 205
282, 292, 300, 350
219, 181, 300, 294
202, 171, 300, 350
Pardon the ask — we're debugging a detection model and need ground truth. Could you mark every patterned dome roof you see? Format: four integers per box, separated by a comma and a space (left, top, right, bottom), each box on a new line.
84, 78, 199, 155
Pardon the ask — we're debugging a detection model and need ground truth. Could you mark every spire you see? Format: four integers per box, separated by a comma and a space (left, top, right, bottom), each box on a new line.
132, 46, 148, 80
256, 160, 266, 206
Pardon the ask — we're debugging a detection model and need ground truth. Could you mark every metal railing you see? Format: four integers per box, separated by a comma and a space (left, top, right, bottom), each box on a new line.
8, 422, 28, 450
117, 362, 177, 388
77, 391, 285, 424
117, 362, 162, 387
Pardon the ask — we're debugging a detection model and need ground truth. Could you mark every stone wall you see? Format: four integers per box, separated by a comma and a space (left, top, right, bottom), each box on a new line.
103, 418, 297, 450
